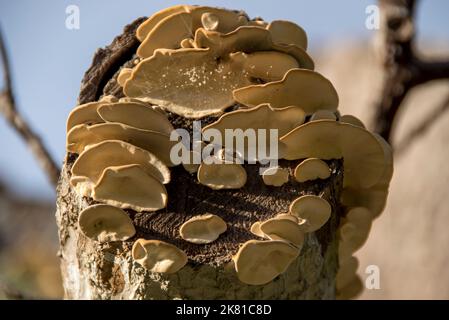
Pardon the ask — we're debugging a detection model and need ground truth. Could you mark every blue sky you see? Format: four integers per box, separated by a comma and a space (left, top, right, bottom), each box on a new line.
0, 0, 448, 200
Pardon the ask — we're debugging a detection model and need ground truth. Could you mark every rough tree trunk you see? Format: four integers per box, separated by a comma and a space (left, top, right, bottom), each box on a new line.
55, 18, 343, 300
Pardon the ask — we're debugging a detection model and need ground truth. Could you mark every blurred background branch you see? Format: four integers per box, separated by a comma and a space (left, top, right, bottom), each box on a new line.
374, 0, 449, 143
0, 27, 60, 186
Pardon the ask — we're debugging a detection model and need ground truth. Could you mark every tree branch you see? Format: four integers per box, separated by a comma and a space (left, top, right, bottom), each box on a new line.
373, 0, 449, 143
0, 27, 60, 186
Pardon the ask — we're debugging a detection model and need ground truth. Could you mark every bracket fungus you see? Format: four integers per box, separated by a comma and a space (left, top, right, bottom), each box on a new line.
66, 101, 105, 132
132, 239, 188, 273
233, 69, 338, 114
338, 207, 373, 259
117, 68, 133, 87
294, 158, 331, 183
197, 161, 247, 190
339, 114, 366, 128
310, 110, 338, 121
71, 140, 170, 187
179, 214, 227, 244
60, 4, 394, 299
88, 164, 168, 212
137, 6, 249, 58
78, 204, 136, 243
233, 240, 299, 285
259, 217, 305, 247
203, 104, 305, 161
289, 195, 332, 233
261, 167, 290, 187
66, 123, 176, 166
280, 120, 387, 189
267, 20, 308, 50
97, 102, 174, 135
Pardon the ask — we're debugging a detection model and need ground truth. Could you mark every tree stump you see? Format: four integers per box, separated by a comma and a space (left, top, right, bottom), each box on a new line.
55, 17, 343, 300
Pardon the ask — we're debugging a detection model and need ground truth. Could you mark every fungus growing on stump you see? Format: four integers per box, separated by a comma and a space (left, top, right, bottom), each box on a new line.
56, 5, 393, 300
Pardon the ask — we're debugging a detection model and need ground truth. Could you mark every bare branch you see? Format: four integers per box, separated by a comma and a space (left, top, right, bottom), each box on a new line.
373, 0, 449, 143
0, 27, 60, 186
395, 93, 449, 155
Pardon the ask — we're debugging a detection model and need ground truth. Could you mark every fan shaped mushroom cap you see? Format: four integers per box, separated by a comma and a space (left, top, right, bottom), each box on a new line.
194, 26, 314, 69
71, 140, 170, 186
197, 161, 247, 190
310, 110, 337, 121
294, 158, 331, 182
136, 5, 194, 41
179, 214, 227, 244
233, 69, 338, 114
233, 240, 299, 285
117, 68, 133, 87
132, 239, 188, 273
267, 20, 308, 50
90, 164, 168, 212
203, 104, 305, 161
66, 101, 105, 132
205, 103, 305, 135
137, 12, 193, 58
336, 256, 359, 290
339, 114, 366, 128
250, 221, 266, 238
124, 48, 252, 118
275, 213, 299, 223
338, 207, 373, 256
66, 123, 176, 166
230, 51, 299, 82
97, 102, 174, 135
340, 134, 393, 218
289, 195, 331, 232
280, 120, 387, 188
262, 167, 290, 187
250, 214, 299, 239
137, 6, 249, 58
260, 217, 305, 247
78, 204, 135, 243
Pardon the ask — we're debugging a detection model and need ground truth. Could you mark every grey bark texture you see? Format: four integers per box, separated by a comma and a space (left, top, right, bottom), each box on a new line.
55, 17, 343, 300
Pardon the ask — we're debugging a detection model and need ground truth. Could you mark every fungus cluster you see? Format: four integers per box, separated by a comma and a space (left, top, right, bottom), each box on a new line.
65, 5, 393, 299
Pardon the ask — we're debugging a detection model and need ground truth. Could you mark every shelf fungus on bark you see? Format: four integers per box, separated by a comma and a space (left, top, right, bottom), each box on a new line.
136, 6, 249, 58
259, 217, 305, 247
124, 22, 314, 119
233, 240, 299, 285
197, 161, 247, 190
66, 101, 107, 132
58, 4, 395, 299
294, 158, 331, 183
267, 20, 308, 50
289, 195, 332, 233
179, 214, 227, 244
132, 239, 188, 273
83, 164, 168, 212
261, 167, 290, 187
97, 102, 174, 135
280, 120, 387, 189
339, 114, 366, 128
310, 110, 338, 121
78, 204, 136, 243
233, 69, 338, 114
71, 140, 170, 187
66, 123, 176, 166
